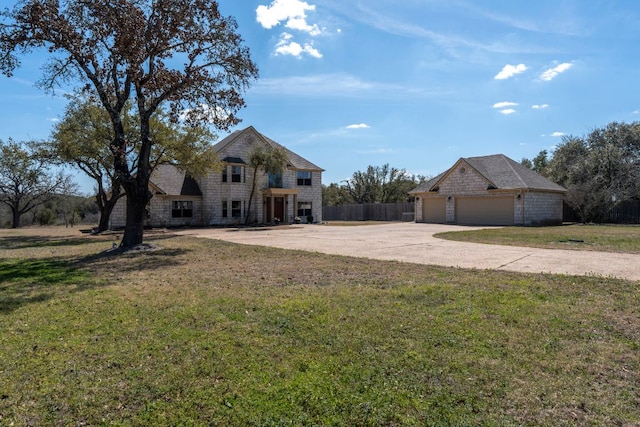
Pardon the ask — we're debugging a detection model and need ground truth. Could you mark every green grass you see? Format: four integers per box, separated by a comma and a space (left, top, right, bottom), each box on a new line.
435, 224, 640, 253
1, 228, 639, 426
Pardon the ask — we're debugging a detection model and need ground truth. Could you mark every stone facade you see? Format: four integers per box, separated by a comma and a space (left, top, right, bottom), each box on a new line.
411, 155, 566, 226
109, 127, 323, 228
522, 191, 564, 226
439, 164, 492, 196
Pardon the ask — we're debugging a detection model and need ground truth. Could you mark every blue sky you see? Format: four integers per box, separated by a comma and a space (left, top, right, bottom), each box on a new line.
1, 0, 640, 193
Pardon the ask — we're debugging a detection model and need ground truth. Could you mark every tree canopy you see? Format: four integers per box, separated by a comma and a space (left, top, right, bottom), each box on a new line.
523, 122, 640, 223
1, 0, 258, 246
0, 139, 75, 228
39, 96, 220, 232
324, 164, 426, 206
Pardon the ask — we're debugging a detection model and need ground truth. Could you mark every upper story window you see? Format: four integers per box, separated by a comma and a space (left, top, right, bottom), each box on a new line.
268, 173, 283, 188
222, 165, 245, 183
231, 165, 243, 182
297, 171, 312, 186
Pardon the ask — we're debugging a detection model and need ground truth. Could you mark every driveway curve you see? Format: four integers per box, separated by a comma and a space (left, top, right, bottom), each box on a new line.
175, 223, 640, 282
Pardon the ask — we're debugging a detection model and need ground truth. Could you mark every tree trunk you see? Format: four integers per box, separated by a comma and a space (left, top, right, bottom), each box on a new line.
95, 189, 120, 233
97, 201, 115, 232
120, 182, 151, 248
11, 207, 20, 228
245, 168, 258, 225
119, 108, 153, 248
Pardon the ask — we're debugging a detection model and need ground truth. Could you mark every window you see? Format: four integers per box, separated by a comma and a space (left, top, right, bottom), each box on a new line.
268, 173, 283, 188
297, 202, 312, 217
231, 165, 243, 182
223, 165, 243, 183
231, 200, 242, 218
222, 200, 241, 218
297, 171, 312, 186
172, 201, 193, 218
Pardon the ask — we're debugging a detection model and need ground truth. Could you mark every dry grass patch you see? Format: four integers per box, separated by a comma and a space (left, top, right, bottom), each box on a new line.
1, 226, 639, 426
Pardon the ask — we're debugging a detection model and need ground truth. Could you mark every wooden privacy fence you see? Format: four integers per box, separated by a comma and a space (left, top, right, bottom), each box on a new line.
323, 202, 415, 222
563, 200, 640, 224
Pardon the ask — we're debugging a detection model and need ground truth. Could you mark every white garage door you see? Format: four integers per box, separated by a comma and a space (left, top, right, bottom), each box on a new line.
422, 197, 446, 223
456, 197, 514, 225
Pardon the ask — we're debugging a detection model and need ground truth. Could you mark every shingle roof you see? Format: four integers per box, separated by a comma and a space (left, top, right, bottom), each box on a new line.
150, 164, 202, 196
410, 154, 566, 193
213, 126, 324, 171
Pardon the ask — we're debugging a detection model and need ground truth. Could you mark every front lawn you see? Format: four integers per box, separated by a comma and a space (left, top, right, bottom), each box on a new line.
435, 224, 640, 253
1, 227, 639, 426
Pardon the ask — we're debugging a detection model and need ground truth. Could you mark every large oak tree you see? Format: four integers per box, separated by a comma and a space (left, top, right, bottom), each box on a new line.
40, 96, 220, 232
0, 0, 258, 247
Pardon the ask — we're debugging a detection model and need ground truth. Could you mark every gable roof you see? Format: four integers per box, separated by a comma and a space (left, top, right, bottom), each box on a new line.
410, 154, 566, 193
212, 126, 324, 171
150, 164, 202, 196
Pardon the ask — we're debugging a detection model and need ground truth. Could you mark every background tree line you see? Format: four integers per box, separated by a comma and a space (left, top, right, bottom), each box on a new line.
323, 164, 427, 206
522, 121, 640, 223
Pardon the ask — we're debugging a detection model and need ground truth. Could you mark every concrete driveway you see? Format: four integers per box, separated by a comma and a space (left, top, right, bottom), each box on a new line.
175, 223, 640, 282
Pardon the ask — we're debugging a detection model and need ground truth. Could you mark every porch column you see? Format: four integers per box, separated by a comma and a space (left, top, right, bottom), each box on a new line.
270, 197, 275, 222
293, 194, 298, 221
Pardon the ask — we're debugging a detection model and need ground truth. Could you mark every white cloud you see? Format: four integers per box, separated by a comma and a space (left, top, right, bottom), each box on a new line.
494, 63, 527, 80
346, 123, 370, 129
275, 33, 322, 58
493, 101, 518, 109
632, 110, 640, 115
499, 109, 516, 115
256, 0, 321, 35
540, 62, 573, 81
532, 104, 549, 109
551, 131, 565, 137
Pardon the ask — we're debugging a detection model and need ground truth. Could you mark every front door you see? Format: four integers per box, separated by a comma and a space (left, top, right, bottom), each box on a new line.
265, 197, 286, 223
274, 197, 284, 222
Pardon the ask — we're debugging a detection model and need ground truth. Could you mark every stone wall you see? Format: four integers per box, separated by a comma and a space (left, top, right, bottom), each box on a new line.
523, 191, 564, 225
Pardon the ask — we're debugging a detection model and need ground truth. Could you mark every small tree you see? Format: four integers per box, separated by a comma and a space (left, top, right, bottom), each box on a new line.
245, 144, 289, 224
0, 140, 76, 228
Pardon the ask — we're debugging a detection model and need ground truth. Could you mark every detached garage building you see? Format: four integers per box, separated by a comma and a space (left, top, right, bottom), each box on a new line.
410, 154, 567, 226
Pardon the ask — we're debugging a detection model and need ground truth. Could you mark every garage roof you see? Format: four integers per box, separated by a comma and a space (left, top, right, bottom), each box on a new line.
410, 154, 566, 193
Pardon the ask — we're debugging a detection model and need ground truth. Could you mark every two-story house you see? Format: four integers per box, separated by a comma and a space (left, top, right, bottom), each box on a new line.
109, 126, 323, 228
